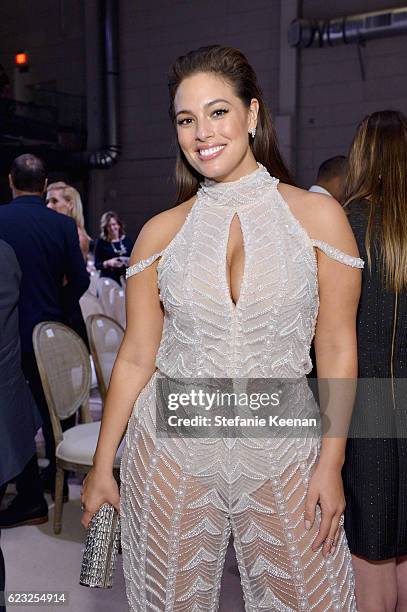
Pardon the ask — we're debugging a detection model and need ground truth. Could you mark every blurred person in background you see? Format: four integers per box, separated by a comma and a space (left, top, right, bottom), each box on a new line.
309, 155, 348, 202
94, 211, 133, 285
0, 240, 42, 607
342, 110, 407, 611
46, 181, 91, 346
46, 182, 91, 262
0, 154, 89, 526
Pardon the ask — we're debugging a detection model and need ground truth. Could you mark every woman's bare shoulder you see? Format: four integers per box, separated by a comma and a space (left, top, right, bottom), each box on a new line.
129, 196, 196, 264
278, 183, 342, 222
277, 183, 359, 255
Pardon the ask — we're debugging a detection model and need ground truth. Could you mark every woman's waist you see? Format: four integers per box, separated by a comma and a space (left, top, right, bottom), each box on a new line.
155, 358, 313, 379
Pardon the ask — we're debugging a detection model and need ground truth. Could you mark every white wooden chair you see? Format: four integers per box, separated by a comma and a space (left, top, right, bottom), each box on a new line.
88, 270, 100, 296
109, 285, 126, 329
86, 314, 124, 402
79, 290, 104, 322
33, 321, 121, 534
96, 277, 121, 316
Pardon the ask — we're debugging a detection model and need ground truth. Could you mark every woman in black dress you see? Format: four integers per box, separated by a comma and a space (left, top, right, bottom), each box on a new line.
94, 211, 134, 284
342, 110, 407, 611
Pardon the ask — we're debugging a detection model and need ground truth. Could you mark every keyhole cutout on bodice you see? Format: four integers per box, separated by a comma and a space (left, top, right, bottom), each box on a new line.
226, 213, 245, 308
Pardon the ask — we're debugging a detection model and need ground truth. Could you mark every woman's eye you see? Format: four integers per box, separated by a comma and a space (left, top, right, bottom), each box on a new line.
176, 109, 228, 126
212, 108, 228, 118
176, 117, 193, 126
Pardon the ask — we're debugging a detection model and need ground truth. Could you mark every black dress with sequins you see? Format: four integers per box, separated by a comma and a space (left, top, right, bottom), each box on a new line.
342, 199, 407, 560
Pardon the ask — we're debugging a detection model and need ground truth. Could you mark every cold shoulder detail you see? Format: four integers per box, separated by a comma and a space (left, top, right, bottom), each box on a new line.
126, 250, 163, 278
311, 239, 364, 268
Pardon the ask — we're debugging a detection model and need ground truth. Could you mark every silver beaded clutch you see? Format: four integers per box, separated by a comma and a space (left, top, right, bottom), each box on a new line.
79, 503, 121, 588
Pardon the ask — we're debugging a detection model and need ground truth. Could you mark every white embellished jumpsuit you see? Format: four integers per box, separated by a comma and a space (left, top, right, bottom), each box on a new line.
120, 164, 363, 611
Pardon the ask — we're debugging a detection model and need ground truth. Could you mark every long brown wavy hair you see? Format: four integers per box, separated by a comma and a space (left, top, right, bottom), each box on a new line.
99, 211, 125, 241
168, 45, 295, 205
344, 110, 407, 292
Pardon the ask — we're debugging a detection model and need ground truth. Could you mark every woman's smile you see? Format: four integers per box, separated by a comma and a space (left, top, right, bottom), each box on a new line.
196, 144, 226, 161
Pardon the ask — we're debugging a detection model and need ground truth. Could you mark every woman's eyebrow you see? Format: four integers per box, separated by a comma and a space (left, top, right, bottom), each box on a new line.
175, 98, 231, 117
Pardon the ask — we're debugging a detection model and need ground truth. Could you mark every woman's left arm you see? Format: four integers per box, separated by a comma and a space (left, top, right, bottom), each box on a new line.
303, 195, 362, 557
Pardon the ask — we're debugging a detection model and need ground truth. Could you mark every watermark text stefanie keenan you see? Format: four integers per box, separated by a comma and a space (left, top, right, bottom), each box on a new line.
156, 378, 320, 438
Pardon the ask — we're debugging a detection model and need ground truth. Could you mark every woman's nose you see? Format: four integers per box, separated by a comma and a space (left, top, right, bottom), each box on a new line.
195, 118, 215, 141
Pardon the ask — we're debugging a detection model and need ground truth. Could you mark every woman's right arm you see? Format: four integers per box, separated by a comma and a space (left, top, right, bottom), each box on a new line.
81, 222, 165, 527
80, 203, 193, 527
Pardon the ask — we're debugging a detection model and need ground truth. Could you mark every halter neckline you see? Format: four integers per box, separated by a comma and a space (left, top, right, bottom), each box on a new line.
199, 163, 279, 205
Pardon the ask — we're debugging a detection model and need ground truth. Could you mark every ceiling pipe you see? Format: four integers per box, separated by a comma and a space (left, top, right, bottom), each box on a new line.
289, 7, 407, 48
76, 0, 120, 168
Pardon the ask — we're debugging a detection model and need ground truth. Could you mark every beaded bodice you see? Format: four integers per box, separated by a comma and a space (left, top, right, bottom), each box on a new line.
127, 164, 363, 379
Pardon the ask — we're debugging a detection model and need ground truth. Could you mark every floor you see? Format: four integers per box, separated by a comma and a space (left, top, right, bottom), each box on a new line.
2, 485, 245, 611
1, 390, 246, 611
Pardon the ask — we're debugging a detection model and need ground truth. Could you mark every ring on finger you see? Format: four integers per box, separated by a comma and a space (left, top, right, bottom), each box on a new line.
339, 515, 344, 526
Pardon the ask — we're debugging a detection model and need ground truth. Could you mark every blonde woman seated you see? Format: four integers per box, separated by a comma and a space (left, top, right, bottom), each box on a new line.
46, 182, 91, 261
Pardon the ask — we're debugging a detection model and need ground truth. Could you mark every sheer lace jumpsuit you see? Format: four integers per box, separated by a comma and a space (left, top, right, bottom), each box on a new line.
120, 164, 363, 611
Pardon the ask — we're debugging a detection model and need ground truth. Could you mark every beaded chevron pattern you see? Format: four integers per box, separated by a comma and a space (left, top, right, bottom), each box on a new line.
121, 164, 358, 610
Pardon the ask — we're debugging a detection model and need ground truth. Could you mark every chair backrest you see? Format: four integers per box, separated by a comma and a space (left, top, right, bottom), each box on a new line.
33, 322, 91, 444
109, 285, 126, 329
97, 277, 121, 315
79, 290, 104, 323
86, 314, 124, 401
88, 270, 100, 296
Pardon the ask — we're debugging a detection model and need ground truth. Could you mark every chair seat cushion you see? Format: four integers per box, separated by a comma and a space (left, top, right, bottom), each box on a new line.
56, 421, 122, 468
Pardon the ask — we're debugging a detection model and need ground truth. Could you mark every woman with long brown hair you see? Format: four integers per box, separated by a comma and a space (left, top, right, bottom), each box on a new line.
81, 45, 362, 610
94, 211, 134, 284
342, 110, 407, 611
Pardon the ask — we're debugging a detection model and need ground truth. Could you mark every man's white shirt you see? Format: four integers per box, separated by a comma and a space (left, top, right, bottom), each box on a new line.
308, 185, 332, 197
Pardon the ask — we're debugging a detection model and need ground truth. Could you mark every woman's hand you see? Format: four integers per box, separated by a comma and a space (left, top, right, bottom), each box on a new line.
80, 466, 120, 529
304, 461, 346, 558
104, 257, 123, 269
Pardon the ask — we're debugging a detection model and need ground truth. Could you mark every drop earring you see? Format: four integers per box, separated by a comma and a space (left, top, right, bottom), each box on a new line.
250, 127, 256, 139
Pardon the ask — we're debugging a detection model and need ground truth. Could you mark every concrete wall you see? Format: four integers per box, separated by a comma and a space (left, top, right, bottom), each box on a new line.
297, 0, 407, 187
92, 0, 282, 239
91, 0, 407, 236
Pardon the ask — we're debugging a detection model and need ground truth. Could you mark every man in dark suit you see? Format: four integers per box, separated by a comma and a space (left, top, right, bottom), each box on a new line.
0, 240, 42, 609
0, 154, 89, 528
